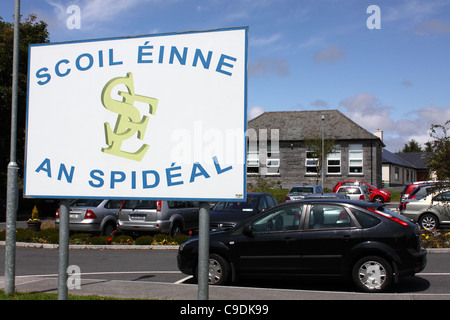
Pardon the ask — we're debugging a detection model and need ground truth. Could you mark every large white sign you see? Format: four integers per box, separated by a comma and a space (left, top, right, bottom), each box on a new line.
25, 27, 248, 201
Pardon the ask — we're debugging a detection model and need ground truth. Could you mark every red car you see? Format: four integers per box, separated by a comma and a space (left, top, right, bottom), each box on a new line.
333, 181, 391, 203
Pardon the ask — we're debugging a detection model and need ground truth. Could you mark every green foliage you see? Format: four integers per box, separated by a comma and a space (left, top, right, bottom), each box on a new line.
0, 14, 50, 198
112, 235, 134, 245
173, 234, 190, 244
401, 139, 423, 152
135, 235, 154, 245
426, 120, 450, 181
69, 233, 91, 244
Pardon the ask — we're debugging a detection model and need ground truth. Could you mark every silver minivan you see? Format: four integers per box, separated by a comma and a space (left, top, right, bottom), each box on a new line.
117, 200, 199, 237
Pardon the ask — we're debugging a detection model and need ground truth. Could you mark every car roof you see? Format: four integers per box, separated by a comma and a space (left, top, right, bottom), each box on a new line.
276, 198, 382, 208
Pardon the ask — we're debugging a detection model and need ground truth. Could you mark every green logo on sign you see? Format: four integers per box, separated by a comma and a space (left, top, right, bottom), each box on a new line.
101, 72, 158, 161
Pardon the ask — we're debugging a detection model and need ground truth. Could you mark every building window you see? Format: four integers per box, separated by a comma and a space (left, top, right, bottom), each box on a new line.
265, 142, 280, 175
349, 144, 363, 174
327, 145, 341, 174
246, 133, 280, 175
305, 150, 318, 174
247, 142, 259, 174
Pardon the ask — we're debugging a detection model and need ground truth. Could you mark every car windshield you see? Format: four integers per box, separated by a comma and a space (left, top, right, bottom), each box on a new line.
122, 200, 157, 209
289, 187, 314, 194
71, 199, 103, 207
213, 197, 258, 212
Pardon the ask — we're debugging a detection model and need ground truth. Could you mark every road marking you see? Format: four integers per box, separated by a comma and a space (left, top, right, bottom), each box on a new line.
15, 271, 182, 278
175, 275, 193, 284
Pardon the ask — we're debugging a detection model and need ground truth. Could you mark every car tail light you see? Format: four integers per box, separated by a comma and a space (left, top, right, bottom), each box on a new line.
401, 202, 407, 211
359, 195, 364, 200
56, 209, 59, 219
367, 207, 409, 226
84, 209, 97, 219
285, 196, 291, 201
156, 200, 162, 212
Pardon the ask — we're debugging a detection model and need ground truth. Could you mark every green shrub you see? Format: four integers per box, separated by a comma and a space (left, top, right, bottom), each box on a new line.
173, 234, 190, 244
135, 235, 154, 245
35, 228, 59, 244
113, 235, 134, 245
70, 233, 91, 245
16, 228, 33, 242
88, 236, 109, 245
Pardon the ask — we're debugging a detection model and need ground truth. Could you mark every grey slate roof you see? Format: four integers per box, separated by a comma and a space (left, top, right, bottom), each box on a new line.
395, 152, 432, 169
248, 110, 383, 144
382, 149, 416, 168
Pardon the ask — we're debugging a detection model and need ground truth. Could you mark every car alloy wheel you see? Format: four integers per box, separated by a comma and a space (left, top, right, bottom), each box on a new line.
419, 214, 438, 230
352, 256, 392, 292
208, 254, 230, 285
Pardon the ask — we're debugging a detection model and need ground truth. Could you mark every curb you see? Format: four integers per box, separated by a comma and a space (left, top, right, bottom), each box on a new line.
1, 241, 449, 253
0, 241, 179, 250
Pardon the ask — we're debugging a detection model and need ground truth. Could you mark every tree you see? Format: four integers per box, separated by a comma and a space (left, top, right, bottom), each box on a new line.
402, 139, 423, 153
305, 137, 336, 186
0, 14, 49, 198
426, 120, 450, 181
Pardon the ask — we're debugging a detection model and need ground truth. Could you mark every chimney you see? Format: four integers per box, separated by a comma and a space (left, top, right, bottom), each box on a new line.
374, 129, 383, 141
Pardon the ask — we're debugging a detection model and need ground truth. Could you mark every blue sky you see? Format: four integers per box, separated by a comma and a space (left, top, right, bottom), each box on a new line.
2, 0, 450, 151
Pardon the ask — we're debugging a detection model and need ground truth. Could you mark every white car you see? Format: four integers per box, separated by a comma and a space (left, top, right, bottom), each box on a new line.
336, 185, 371, 202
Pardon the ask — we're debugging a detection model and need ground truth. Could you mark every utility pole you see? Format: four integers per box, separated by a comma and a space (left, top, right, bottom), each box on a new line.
4, 0, 21, 295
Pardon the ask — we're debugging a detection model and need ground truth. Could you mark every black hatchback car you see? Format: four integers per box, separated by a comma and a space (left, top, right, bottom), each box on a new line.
210, 192, 277, 231
177, 199, 427, 293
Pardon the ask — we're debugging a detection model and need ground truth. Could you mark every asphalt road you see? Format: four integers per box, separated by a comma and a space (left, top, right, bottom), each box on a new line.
1, 245, 450, 299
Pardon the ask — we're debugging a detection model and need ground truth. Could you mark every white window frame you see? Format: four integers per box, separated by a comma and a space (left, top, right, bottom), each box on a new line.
327, 145, 341, 174
348, 144, 363, 174
305, 150, 318, 174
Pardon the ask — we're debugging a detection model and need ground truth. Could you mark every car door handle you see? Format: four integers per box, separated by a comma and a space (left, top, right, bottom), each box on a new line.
284, 237, 295, 243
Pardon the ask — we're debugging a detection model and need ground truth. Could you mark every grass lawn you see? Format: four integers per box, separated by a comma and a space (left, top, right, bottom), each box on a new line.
0, 289, 134, 300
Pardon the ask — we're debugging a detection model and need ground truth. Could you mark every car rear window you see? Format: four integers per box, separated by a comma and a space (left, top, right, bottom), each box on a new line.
71, 199, 103, 207
290, 187, 314, 193
122, 200, 157, 209
213, 196, 258, 212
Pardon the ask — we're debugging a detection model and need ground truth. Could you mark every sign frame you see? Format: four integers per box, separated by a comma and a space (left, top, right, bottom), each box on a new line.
24, 26, 248, 202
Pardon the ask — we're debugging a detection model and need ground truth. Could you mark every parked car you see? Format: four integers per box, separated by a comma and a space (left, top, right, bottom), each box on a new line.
305, 193, 349, 200
55, 199, 122, 235
210, 192, 277, 231
401, 189, 450, 230
400, 181, 435, 203
333, 181, 390, 203
117, 200, 199, 237
178, 199, 426, 293
285, 185, 324, 201
399, 182, 437, 210
336, 185, 371, 202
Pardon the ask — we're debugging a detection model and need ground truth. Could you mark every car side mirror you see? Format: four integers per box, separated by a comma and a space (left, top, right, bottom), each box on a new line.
243, 223, 253, 236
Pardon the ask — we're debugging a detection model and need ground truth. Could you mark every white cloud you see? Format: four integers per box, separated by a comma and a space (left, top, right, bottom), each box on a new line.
249, 57, 290, 77
314, 45, 346, 64
46, 0, 146, 30
248, 106, 265, 120
339, 93, 395, 132
251, 33, 282, 47
415, 19, 450, 36
340, 93, 450, 151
